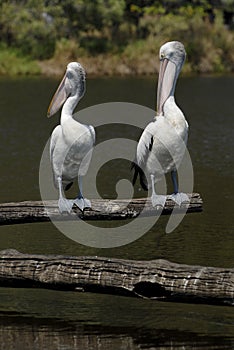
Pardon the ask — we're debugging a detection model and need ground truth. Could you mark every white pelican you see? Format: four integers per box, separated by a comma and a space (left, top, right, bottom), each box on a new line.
132, 41, 189, 207
47, 62, 95, 213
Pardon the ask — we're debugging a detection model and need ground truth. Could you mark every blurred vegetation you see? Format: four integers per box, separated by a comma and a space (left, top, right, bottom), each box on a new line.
0, 0, 234, 75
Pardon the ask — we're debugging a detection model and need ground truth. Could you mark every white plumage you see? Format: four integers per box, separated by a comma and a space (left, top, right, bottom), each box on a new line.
47, 62, 95, 213
132, 41, 189, 207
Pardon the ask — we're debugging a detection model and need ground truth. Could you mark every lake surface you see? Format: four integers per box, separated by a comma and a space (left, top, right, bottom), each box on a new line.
0, 75, 233, 349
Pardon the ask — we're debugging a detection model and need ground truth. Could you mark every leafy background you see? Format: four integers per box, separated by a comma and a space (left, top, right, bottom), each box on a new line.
0, 0, 234, 75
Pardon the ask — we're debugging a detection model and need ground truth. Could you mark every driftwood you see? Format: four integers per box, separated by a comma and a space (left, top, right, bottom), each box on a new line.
0, 249, 233, 306
0, 193, 202, 225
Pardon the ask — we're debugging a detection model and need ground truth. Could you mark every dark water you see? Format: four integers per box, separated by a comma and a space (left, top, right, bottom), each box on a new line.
0, 75, 233, 349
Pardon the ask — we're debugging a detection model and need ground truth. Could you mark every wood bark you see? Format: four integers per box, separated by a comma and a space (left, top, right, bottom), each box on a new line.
0, 250, 232, 306
0, 193, 202, 225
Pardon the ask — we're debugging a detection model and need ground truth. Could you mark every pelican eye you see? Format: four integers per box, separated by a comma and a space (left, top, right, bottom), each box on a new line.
66, 71, 74, 79
160, 52, 165, 60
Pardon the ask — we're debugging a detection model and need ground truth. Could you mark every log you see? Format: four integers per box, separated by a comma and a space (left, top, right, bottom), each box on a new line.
0, 249, 232, 306
0, 193, 202, 225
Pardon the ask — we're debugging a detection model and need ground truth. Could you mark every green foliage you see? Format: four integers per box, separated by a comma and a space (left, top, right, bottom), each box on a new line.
0, 44, 40, 75
0, 1, 56, 59
0, 0, 233, 74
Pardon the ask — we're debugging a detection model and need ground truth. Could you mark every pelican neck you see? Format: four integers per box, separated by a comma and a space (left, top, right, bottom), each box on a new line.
61, 94, 80, 124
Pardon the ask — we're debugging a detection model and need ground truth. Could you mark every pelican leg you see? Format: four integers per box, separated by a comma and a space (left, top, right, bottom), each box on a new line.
168, 170, 190, 206
171, 170, 178, 194
73, 175, 91, 211
57, 176, 74, 214
150, 174, 166, 208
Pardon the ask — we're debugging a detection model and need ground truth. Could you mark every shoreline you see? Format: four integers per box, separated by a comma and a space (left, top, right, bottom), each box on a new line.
1, 51, 234, 79
38, 54, 161, 78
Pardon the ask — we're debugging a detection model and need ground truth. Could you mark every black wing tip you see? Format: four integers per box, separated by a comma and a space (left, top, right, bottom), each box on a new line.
131, 162, 148, 191
65, 182, 73, 191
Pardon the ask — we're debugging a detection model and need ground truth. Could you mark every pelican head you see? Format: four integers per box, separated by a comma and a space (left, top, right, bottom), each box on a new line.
47, 62, 86, 117
157, 41, 186, 115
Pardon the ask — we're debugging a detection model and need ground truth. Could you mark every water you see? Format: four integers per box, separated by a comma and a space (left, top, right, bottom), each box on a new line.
0, 75, 233, 349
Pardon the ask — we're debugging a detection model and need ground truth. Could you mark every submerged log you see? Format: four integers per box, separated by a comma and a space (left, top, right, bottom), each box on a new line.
0, 249, 232, 306
0, 193, 202, 225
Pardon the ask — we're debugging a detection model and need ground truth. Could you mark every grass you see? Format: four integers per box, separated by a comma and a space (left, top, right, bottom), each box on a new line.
0, 46, 40, 76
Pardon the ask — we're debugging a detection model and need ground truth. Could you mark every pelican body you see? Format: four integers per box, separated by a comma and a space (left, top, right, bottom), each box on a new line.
132, 41, 189, 207
47, 62, 95, 213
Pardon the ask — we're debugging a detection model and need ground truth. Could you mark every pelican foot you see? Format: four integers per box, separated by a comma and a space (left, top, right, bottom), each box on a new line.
83, 198, 91, 208
151, 194, 166, 208
168, 192, 190, 206
73, 198, 91, 211
58, 198, 74, 214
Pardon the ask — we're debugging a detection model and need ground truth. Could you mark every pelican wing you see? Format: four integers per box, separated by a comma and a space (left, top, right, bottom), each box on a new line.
87, 124, 96, 145
137, 122, 155, 168
49, 125, 74, 190
78, 124, 96, 176
132, 121, 156, 190
50, 125, 62, 160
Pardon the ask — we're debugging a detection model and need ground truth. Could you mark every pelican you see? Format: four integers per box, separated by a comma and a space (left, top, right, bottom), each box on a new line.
132, 41, 189, 207
47, 62, 95, 213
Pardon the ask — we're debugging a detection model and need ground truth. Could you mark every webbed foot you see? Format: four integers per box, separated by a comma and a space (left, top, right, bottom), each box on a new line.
151, 194, 166, 208
168, 192, 190, 206
73, 197, 91, 211
58, 198, 74, 214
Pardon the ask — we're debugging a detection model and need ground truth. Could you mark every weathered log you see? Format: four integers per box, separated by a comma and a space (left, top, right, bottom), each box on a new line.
0, 249, 232, 306
0, 193, 202, 225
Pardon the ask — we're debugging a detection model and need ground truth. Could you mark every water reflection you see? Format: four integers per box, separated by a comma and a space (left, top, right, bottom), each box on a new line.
1, 318, 233, 350
0, 286, 234, 349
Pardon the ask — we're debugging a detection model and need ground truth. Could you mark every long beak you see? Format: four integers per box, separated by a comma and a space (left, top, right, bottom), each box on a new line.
47, 72, 68, 117
157, 58, 176, 115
